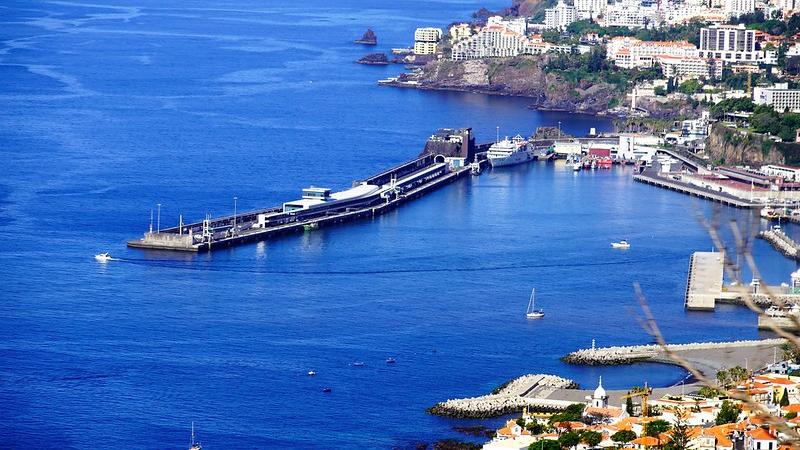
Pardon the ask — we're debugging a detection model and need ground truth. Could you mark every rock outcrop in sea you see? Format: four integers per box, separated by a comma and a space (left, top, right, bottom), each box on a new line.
357, 53, 389, 65
355, 28, 377, 45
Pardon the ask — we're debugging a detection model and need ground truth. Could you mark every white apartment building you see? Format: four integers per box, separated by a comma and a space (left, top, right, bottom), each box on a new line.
658, 55, 723, 79
753, 84, 800, 112
606, 37, 698, 68
451, 26, 527, 60
725, 0, 756, 17
449, 23, 472, 42
575, 0, 607, 19
604, 0, 660, 28
698, 24, 760, 63
660, 0, 722, 24
414, 27, 443, 55
545, 0, 578, 31
487, 16, 528, 35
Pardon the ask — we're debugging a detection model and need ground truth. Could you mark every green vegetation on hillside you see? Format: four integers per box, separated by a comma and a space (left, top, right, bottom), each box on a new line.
565, 18, 706, 46
544, 47, 661, 92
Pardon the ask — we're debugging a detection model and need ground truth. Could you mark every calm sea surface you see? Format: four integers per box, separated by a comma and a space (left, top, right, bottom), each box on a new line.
0, 1, 797, 448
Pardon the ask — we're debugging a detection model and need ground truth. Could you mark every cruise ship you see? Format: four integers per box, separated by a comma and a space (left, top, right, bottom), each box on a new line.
486, 135, 535, 168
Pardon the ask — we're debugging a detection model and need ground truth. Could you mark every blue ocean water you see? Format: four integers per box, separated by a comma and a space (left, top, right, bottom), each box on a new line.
0, 1, 797, 448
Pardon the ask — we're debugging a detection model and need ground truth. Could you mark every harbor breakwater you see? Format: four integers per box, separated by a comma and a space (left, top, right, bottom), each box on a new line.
428, 374, 578, 418
562, 339, 786, 367
758, 228, 800, 260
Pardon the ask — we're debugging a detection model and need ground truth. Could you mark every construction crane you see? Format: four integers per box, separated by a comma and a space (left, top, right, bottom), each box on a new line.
621, 384, 655, 448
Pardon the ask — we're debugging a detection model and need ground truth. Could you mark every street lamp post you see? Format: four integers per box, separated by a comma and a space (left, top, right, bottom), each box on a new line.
558, 121, 561, 139
233, 196, 238, 234
157, 203, 161, 233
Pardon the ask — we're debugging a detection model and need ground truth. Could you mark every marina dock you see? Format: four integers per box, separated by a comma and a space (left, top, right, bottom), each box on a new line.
685, 252, 725, 310
633, 172, 759, 208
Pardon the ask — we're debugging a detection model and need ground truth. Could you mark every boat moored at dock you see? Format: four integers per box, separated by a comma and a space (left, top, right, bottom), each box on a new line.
487, 135, 535, 168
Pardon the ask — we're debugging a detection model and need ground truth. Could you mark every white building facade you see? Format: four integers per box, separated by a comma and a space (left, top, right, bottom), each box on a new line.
753, 84, 800, 112
545, 0, 578, 31
414, 27, 443, 55
658, 55, 723, 79
698, 24, 760, 63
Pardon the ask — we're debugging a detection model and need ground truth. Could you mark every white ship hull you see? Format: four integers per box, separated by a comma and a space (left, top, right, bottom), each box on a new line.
488, 149, 535, 167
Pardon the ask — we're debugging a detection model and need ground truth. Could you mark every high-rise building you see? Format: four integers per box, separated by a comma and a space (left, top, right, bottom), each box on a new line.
725, 0, 756, 17
574, 0, 607, 19
413, 27, 443, 55
698, 24, 760, 63
545, 0, 578, 31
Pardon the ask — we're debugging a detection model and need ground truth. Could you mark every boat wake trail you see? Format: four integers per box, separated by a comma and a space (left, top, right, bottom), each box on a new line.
107, 255, 683, 275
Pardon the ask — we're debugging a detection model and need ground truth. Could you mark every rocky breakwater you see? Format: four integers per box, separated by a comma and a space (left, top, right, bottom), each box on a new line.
428, 374, 578, 419
562, 339, 786, 367
758, 228, 800, 260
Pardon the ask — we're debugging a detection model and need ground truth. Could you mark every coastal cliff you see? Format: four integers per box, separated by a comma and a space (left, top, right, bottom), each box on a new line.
705, 123, 800, 166
416, 57, 619, 114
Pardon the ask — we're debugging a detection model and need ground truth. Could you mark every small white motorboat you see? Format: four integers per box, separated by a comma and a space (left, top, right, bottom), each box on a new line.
572, 162, 582, 171
610, 240, 630, 249
307, 370, 316, 376
94, 252, 112, 262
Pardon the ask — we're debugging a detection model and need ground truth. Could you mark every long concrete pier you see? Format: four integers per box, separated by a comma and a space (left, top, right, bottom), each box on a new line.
633, 172, 760, 208
685, 252, 725, 310
128, 154, 470, 252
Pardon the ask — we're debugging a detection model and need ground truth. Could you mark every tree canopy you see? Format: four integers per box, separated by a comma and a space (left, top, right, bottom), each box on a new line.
715, 400, 742, 425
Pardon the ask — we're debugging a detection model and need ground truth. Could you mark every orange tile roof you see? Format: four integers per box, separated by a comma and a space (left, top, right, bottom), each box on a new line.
782, 404, 800, 413
633, 436, 662, 446
747, 428, 777, 441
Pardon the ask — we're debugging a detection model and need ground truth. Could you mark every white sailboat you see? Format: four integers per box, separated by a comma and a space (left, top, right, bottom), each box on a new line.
526, 288, 544, 319
190, 422, 201, 450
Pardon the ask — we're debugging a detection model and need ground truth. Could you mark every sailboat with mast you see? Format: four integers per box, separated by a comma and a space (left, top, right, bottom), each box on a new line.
526, 288, 544, 319
189, 422, 201, 450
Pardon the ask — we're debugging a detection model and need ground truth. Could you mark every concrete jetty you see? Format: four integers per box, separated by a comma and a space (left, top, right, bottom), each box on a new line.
685, 252, 725, 310
633, 172, 759, 209
562, 339, 786, 376
428, 374, 578, 418
758, 228, 800, 260
128, 154, 468, 252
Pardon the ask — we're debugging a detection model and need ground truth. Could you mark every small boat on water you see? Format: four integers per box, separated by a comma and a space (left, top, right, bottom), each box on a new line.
572, 162, 582, 171
352, 362, 365, 367
189, 422, 201, 450
526, 288, 544, 319
94, 252, 112, 262
322, 387, 332, 393
386, 357, 396, 364
303, 222, 319, 231
307, 370, 316, 376
611, 240, 630, 249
